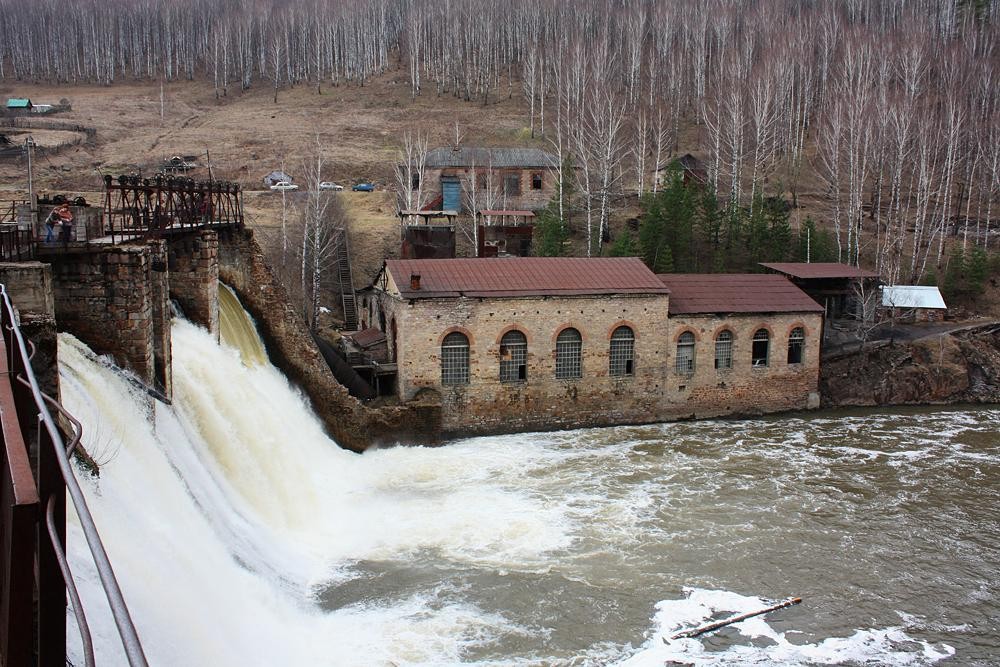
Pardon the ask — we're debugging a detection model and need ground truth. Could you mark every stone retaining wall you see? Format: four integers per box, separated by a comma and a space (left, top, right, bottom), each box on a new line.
217, 227, 440, 451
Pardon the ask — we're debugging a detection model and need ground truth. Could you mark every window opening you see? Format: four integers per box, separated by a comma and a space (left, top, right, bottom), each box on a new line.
787, 327, 805, 365
500, 330, 527, 382
609, 326, 635, 377
715, 330, 733, 370
531, 172, 543, 190
441, 332, 470, 385
555, 328, 582, 379
504, 173, 521, 196
675, 332, 695, 375
752, 329, 770, 367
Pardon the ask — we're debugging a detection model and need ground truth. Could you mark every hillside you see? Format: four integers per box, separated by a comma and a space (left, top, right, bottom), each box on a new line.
2, 74, 998, 316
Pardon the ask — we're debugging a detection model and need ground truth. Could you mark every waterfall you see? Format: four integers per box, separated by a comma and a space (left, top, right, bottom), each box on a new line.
60, 287, 563, 666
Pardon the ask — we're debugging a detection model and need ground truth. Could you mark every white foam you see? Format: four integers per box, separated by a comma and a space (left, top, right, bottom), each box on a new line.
617, 588, 955, 666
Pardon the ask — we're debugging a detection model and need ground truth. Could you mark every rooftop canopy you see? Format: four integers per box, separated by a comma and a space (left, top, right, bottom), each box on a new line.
881, 285, 947, 310
425, 147, 558, 169
384, 257, 669, 299
657, 274, 824, 315
760, 262, 880, 280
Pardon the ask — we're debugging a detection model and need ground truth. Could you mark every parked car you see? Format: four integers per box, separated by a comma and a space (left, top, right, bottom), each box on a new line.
319, 182, 344, 191
352, 183, 375, 192
269, 181, 299, 191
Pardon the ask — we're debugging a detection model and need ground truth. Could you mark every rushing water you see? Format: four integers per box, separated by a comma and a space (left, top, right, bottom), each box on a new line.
58, 291, 1000, 666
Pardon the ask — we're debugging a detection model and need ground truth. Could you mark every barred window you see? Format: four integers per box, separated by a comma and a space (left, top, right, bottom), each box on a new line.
441, 332, 470, 386
499, 330, 527, 383
752, 329, 770, 367
787, 327, 805, 365
675, 332, 695, 375
555, 328, 582, 379
609, 326, 635, 377
715, 330, 733, 370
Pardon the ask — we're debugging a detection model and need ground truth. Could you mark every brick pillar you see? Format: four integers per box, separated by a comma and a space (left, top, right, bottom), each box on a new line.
49, 246, 157, 389
147, 239, 172, 401
168, 230, 219, 339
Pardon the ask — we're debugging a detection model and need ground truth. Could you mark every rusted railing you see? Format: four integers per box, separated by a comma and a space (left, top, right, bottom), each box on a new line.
0, 284, 147, 666
104, 174, 243, 245
0, 225, 35, 261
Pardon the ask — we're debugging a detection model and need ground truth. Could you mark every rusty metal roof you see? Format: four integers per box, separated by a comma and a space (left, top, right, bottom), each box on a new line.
386, 257, 670, 299
760, 262, 880, 279
344, 327, 387, 348
657, 274, 824, 314
425, 147, 558, 168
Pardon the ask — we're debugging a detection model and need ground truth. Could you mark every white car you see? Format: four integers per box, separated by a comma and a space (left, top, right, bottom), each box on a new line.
319, 182, 344, 191
269, 181, 299, 191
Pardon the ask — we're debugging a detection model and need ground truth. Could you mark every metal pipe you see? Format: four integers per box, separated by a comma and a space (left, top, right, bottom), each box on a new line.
1, 285, 149, 666
46, 495, 96, 667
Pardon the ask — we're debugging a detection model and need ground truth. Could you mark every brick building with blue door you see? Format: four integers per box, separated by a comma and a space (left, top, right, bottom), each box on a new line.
415, 147, 559, 214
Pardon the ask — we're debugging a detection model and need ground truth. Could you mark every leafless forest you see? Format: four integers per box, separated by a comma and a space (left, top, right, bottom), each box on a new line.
1, 0, 999, 284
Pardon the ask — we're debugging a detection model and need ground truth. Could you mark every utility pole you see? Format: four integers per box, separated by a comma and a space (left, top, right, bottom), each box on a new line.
25, 136, 36, 218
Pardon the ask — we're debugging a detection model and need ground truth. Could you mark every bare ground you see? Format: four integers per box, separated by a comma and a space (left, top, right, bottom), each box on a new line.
1, 74, 997, 314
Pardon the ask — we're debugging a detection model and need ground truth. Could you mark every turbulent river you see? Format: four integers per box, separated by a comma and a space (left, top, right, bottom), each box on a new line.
58, 288, 999, 666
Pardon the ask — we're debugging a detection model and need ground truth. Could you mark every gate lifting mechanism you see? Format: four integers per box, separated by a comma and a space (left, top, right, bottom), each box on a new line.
103, 173, 243, 244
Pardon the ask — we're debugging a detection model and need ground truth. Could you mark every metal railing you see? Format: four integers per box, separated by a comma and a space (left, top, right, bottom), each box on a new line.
0, 225, 35, 261
0, 284, 147, 666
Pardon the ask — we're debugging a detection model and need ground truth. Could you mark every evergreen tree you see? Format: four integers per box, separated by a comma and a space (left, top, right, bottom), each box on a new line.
533, 198, 567, 257
608, 231, 636, 257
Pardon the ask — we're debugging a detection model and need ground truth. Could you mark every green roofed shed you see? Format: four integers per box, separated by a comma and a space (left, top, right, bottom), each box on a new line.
6, 98, 32, 109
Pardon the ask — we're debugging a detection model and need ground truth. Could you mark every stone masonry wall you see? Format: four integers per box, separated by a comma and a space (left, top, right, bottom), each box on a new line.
420, 167, 556, 213
0, 262, 54, 317
217, 227, 441, 451
0, 262, 59, 400
390, 293, 672, 434
48, 246, 158, 389
147, 240, 172, 399
168, 230, 220, 338
385, 294, 823, 435
665, 313, 823, 418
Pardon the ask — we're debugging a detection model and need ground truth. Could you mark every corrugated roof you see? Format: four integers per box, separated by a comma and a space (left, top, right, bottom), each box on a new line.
425, 147, 558, 169
344, 327, 387, 348
760, 262, 880, 279
657, 274, 824, 314
882, 286, 947, 309
386, 257, 670, 299
6, 98, 31, 108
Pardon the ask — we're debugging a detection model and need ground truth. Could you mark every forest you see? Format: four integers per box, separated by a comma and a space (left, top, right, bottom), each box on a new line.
1, 0, 998, 290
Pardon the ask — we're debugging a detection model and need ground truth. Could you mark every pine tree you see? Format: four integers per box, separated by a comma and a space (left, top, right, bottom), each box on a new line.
608, 232, 636, 257
533, 199, 567, 257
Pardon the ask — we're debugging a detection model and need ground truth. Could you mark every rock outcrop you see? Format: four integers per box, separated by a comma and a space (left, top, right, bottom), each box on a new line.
820, 323, 1000, 407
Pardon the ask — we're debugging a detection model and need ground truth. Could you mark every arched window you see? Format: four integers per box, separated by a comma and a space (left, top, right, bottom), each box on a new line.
787, 327, 805, 365
555, 328, 582, 379
441, 332, 470, 386
675, 332, 695, 375
715, 330, 733, 370
499, 330, 528, 382
609, 326, 635, 377
752, 329, 770, 367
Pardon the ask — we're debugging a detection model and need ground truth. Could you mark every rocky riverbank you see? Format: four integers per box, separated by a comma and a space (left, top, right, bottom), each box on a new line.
820, 322, 1000, 407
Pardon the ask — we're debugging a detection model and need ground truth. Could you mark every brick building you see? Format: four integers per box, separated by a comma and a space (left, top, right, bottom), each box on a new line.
657, 274, 824, 418
362, 258, 824, 436
415, 147, 558, 214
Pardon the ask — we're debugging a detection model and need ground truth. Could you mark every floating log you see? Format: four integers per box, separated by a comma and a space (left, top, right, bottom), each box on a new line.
668, 597, 802, 641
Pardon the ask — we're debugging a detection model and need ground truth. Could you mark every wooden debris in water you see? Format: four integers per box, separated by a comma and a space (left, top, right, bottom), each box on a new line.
668, 597, 802, 641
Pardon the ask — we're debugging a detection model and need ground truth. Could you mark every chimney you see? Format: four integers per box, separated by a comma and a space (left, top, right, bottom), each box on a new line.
410, 273, 421, 290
